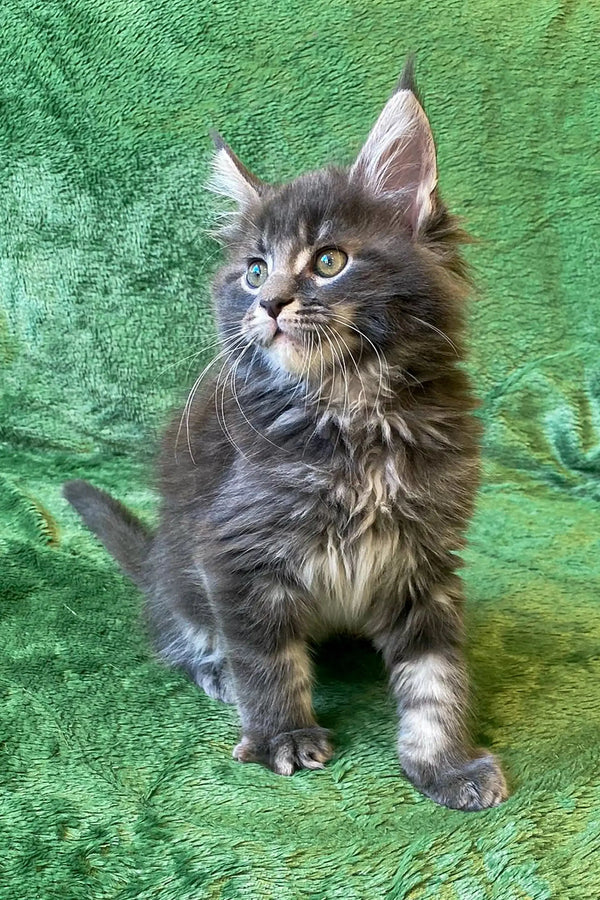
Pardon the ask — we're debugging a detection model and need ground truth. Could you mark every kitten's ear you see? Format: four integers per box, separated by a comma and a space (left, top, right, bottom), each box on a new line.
350, 59, 437, 234
209, 130, 264, 205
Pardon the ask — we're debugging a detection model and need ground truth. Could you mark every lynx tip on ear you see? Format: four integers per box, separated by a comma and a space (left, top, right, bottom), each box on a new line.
209, 129, 226, 151
396, 54, 421, 102
350, 55, 437, 234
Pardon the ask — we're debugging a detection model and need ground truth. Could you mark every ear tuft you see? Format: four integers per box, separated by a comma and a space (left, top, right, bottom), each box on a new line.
396, 54, 418, 97
350, 61, 437, 235
208, 131, 263, 206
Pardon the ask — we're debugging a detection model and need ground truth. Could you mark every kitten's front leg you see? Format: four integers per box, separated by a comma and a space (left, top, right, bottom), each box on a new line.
213, 579, 332, 775
373, 577, 508, 811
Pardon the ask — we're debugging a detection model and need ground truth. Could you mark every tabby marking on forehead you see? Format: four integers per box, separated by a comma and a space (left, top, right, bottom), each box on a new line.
292, 248, 313, 275
266, 240, 288, 269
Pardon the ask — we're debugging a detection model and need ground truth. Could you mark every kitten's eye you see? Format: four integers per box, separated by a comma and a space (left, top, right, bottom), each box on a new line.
314, 248, 348, 278
246, 259, 268, 288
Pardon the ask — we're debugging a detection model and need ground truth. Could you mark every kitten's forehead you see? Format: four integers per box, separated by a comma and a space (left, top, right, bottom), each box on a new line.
258, 169, 359, 251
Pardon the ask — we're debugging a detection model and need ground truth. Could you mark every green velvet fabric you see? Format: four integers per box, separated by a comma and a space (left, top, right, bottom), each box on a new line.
2, 1, 599, 896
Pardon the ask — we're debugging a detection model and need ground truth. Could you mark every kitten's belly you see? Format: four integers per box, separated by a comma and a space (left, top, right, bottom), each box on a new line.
300, 523, 401, 635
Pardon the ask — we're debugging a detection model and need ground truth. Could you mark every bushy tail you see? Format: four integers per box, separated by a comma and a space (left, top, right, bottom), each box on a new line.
63, 480, 152, 589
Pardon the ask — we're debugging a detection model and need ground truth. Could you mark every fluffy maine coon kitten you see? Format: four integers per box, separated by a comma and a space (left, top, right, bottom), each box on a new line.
64, 61, 507, 811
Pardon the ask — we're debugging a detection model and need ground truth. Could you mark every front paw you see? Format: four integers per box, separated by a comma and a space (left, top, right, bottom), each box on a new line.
404, 752, 508, 811
233, 726, 333, 775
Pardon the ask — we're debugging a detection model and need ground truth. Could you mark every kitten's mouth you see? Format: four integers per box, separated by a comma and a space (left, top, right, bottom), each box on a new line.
247, 318, 307, 373
270, 325, 299, 347
263, 323, 310, 376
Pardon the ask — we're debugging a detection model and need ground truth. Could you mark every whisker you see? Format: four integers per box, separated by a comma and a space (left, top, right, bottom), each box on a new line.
408, 315, 460, 357
176, 334, 246, 464
288, 330, 312, 406
306, 330, 318, 412
323, 323, 354, 415
327, 315, 387, 415
320, 324, 345, 416
244, 346, 260, 386
186, 337, 246, 464
302, 324, 331, 454
154, 325, 242, 382
214, 342, 254, 464
229, 351, 291, 453
315, 323, 325, 410
317, 323, 346, 457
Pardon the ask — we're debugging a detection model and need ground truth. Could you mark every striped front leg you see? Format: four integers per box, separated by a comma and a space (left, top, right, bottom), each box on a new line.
376, 580, 507, 810
213, 580, 332, 775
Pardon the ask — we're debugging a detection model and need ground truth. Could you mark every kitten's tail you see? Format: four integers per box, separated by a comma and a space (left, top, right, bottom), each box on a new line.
63, 480, 152, 590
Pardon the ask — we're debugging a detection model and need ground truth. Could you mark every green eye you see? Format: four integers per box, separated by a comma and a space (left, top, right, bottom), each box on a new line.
314, 248, 348, 278
246, 259, 268, 288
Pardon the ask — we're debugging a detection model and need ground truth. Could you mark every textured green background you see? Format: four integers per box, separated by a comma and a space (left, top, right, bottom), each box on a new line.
2, 1, 600, 897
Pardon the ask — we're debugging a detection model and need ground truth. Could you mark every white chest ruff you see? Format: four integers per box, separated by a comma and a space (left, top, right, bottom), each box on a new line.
303, 527, 400, 631
301, 455, 405, 630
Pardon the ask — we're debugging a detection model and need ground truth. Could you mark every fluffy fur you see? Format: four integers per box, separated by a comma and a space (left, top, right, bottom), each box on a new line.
64, 61, 507, 810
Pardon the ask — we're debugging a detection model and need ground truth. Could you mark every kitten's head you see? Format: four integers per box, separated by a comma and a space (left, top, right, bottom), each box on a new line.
210, 61, 469, 390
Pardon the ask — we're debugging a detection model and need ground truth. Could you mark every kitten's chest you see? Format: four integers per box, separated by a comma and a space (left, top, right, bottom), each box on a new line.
300, 450, 407, 630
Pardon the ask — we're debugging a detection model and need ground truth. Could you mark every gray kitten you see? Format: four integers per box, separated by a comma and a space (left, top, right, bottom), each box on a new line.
65, 61, 508, 811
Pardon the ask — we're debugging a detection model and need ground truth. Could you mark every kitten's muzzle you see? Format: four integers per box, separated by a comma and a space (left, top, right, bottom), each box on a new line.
260, 295, 294, 320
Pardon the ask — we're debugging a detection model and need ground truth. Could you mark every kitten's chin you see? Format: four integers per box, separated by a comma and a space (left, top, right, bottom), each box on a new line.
245, 320, 313, 378
266, 330, 308, 376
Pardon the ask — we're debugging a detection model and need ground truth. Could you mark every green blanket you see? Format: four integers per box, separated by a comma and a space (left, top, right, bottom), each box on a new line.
2, 1, 599, 897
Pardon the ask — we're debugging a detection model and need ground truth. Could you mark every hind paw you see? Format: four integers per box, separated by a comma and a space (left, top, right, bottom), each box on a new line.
194, 659, 236, 703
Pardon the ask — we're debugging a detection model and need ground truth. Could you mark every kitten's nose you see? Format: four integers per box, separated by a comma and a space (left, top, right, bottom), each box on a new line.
259, 296, 293, 320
